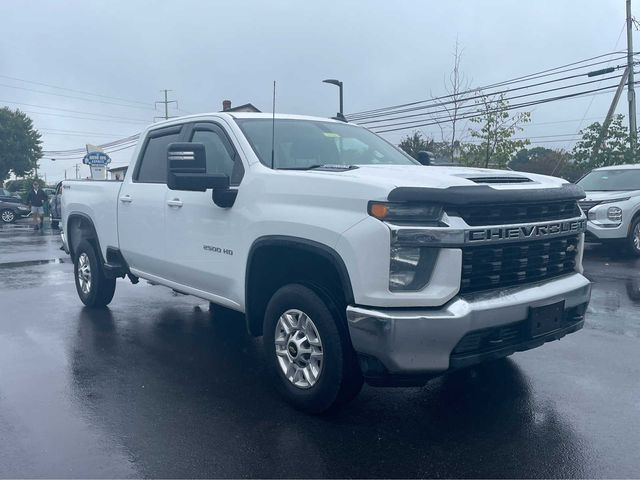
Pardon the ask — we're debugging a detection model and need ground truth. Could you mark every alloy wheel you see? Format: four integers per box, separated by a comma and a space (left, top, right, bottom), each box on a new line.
77, 253, 92, 294
1, 210, 15, 223
274, 309, 324, 389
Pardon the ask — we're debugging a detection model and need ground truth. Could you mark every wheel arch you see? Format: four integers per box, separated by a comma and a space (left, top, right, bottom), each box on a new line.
245, 235, 354, 336
66, 213, 104, 263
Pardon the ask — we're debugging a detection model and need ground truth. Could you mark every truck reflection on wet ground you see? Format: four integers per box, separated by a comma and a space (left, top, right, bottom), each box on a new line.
70, 304, 591, 478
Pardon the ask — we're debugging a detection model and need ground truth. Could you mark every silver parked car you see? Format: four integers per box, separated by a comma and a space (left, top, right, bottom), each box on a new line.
577, 164, 640, 256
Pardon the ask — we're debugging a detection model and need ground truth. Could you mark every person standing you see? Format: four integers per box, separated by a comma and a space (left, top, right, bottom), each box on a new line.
26, 181, 47, 231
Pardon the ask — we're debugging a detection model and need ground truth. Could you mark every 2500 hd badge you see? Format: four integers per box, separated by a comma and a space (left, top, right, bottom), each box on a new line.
467, 219, 586, 243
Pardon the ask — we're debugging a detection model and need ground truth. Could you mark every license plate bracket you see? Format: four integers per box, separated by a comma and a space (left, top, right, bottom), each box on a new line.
529, 300, 565, 338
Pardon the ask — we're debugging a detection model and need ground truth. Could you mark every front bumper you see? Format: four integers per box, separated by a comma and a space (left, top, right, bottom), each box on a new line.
585, 220, 627, 241
346, 273, 591, 385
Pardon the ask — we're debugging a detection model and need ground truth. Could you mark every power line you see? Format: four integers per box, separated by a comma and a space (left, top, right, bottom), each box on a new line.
0, 82, 155, 110
40, 128, 130, 136
0, 99, 150, 122
372, 81, 640, 134
348, 51, 632, 120
371, 81, 625, 132
360, 69, 630, 128
0, 74, 151, 107
16, 109, 149, 125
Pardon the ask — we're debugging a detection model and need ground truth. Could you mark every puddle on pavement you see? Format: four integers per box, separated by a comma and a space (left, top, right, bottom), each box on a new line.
0, 258, 67, 269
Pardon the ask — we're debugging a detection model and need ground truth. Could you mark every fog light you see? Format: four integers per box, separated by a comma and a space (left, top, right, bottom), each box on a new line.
390, 246, 420, 290
607, 206, 622, 222
389, 246, 439, 292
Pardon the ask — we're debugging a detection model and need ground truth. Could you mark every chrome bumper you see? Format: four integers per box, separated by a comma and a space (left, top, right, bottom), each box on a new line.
347, 273, 591, 381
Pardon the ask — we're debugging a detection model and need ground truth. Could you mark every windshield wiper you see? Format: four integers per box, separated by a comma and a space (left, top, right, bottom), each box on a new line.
276, 164, 357, 171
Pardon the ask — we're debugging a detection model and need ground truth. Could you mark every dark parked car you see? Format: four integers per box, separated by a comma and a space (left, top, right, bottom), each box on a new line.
0, 188, 31, 223
49, 182, 63, 229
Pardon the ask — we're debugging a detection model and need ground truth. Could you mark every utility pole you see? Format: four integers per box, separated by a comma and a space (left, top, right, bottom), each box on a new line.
592, 67, 630, 157
75, 163, 80, 179
155, 89, 177, 121
627, 0, 637, 153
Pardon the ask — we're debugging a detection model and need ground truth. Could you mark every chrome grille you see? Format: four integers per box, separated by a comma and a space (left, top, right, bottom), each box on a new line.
453, 200, 581, 226
461, 235, 580, 293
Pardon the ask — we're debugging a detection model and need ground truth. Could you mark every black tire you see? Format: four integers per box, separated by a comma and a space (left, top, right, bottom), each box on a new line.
627, 216, 640, 257
263, 284, 363, 414
74, 240, 116, 307
1, 209, 16, 224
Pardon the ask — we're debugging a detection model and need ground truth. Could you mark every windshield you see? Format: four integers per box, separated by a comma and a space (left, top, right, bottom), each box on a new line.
235, 119, 418, 169
578, 169, 640, 191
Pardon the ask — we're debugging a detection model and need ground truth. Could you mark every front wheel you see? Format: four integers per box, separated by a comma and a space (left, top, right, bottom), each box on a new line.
263, 284, 363, 414
74, 240, 116, 307
627, 217, 640, 257
1, 209, 16, 223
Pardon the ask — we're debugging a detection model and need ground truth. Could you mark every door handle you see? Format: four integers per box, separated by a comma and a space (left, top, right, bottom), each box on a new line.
167, 198, 183, 208
119, 195, 133, 203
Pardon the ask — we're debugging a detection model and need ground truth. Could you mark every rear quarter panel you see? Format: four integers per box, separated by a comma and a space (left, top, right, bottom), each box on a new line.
61, 180, 123, 259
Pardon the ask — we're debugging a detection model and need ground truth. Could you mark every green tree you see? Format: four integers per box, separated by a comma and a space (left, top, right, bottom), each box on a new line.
0, 107, 42, 183
572, 114, 638, 169
398, 131, 434, 159
510, 147, 585, 181
462, 93, 530, 168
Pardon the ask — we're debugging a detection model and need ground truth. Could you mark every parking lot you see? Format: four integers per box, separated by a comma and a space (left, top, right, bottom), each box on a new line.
0, 220, 639, 478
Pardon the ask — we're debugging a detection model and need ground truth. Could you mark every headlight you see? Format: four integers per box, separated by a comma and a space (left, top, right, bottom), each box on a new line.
369, 201, 443, 225
389, 246, 438, 291
607, 206, 622, 222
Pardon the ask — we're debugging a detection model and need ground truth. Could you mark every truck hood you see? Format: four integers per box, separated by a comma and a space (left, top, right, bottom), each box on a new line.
309, 164, 569, 190
582, 190, 640, 201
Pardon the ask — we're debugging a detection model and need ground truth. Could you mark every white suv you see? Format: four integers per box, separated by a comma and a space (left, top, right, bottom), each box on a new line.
577, 164, 640, 255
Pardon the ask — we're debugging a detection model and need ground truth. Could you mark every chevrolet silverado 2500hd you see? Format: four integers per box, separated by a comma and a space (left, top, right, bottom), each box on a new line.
61, 113, 591, 413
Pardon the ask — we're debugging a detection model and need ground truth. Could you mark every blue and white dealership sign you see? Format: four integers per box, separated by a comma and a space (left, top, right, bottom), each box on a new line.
83, 151, 112, 166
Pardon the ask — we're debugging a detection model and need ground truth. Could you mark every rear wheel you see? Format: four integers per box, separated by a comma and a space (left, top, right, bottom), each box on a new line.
263, 284, 363, 414
627, 217, 640, 257
1, 209, 16, 223
74, 240, 116, 307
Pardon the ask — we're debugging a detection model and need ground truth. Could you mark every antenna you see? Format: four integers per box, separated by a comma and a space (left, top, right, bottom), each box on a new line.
271, 81, 276, 169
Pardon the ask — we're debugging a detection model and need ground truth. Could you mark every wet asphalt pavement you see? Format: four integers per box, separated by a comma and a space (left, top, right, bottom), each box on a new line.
0, 221, 639, 478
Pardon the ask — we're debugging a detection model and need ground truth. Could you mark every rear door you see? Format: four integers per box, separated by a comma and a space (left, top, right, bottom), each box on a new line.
118, 125, 183, 279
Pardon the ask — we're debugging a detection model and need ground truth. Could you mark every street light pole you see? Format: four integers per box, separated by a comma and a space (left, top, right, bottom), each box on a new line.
322, 79, 344, 117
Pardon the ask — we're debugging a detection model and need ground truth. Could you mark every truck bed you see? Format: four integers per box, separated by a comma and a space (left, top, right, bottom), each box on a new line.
61, 180, 122, 259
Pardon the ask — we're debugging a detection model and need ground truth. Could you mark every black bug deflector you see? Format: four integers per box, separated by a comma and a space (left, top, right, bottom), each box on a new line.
387, 183, 586, 205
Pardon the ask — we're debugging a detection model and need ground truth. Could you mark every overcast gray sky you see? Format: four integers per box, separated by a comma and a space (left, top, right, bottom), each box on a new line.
0, 0, 633, 182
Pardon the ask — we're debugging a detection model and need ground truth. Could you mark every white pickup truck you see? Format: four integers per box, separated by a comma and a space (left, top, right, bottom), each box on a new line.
61, 112, 591, 413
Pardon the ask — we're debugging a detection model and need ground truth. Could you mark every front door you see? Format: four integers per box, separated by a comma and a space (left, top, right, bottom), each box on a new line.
163, 122, 246, 307
118, 125, 183, 279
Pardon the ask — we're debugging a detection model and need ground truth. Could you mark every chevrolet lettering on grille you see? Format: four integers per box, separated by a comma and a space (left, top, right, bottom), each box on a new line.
466, 219, 587, 244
